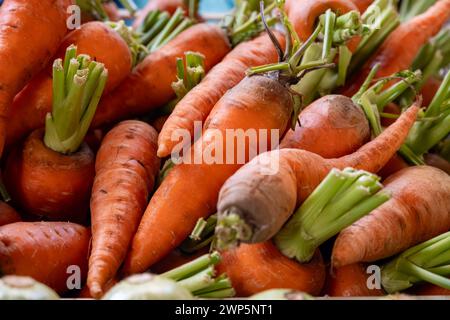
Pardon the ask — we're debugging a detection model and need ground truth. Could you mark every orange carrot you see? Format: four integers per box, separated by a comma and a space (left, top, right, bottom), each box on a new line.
216, 103, 419, 244
6, 21, 133, 149
332, 165, 450, 267
378, 154, 409, 180
0, 201, 21, 227
217, 242, 326, 296
280, 95, 370, 157
88, 120, 160, 298
324, 263, 385, 297
0, 222, 91, 294
0, 0, 72, 157
92, 23, 231, 128
349, 0, 374, 12
421, 76, 442, 106
157, 32, 285, 157
342, 0, 450, 96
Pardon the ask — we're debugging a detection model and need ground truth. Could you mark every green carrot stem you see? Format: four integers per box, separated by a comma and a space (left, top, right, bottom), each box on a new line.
336, 45, 352, 86
157, 18, 194, 50
118, 0, 137, 15
137, 9, 160, 34
375, 71, 421, 110
52, 59, 65, 117
190, 219, 208, 241
399, 0, 437, 22
215, 211, 253, 250
149, 7, 184, 51
246, 62, 290, 76
412, 235, 450, 267
274, 169, 388, 263
141, 12, 170, 45
321, 9, 336, 61
427, 70, 450, 117
196, 288, 236, 299
193, 278, 234, 296
428, 265, 450, 276
161, 252, 221, 281
177, 266, 216, 293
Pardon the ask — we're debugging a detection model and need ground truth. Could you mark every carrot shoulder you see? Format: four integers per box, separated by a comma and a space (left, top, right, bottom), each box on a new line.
157, 31, 285, 157
88, 120, 160, 298
92, 23, 231, 128
332, 165, 450, 267
0, 0, 71, 156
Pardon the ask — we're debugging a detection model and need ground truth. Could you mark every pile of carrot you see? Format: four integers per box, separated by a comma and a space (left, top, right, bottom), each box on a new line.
0, 0, 449, 301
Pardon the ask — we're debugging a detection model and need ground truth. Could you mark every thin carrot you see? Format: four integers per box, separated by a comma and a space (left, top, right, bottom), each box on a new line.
0, 201, 21, 227
4, 48, 108, 223
157, 31, 286, 157
342, 0, 450, 96
0, 0, 72, 157
5, 21, 133, 149
216, 242, 326, 296
0, 222, 91, 294
216, 103, 419, 246
324, 263, 385, 297
332, 165, 450, 267
91, 23, 231, 128
88, 120, 160, 299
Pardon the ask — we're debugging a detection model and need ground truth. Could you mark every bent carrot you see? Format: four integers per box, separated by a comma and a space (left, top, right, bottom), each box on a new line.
0, 202, 21, 227
332, 165, 450, 267
0, 222, 91, 294
216, 103, 419, 245
217, 242, 326, 296
6, 21, 133, 149
88, 120, 160, 299
92, 23, 231, 128
0, 0, 72, 156
342, 0, 450, 96
157, 31, 285, 157
325, 263, 385, 297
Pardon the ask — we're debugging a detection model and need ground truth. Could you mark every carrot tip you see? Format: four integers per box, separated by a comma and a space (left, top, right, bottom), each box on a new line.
157, 144, 169, 158
89, 283, 104, 300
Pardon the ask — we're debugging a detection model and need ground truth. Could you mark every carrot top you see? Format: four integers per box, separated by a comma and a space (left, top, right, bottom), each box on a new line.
44, 45, 108, 154
76, 0, 137, 20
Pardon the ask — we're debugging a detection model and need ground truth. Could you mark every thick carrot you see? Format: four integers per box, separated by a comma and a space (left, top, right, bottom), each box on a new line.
157, 32, 285, 157
285, 0, 358, 42
216, 103, 419, 244
280, 95, 370, 157
0, 222, 91, 294
123, 74, 294, 275
0, 0, 72, 156
217, 242, 326, 296
6, 21, 133, 149
0, 201, 21, 227
92, 23, 231, 128
88, 120, 160, 298
133, 0, 186, 29
342, 0, 450, 96
332, 165, 450, 267
324, 263, 385, 297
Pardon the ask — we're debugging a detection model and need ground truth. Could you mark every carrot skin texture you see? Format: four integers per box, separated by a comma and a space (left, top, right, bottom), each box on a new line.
123, 75, 293, 274
158, 32, 286, 157
342, 0, 450, 96
88, 121, 160, 298
218, 104, 419, 243
217, 242, 326, 296
285, 0, 358, 42
133, 0, 186, 29
6, 21, 132, 149
332, 166, 450, 267
324, 263, 385, 297
4, 129, 95, 223
0, 0, 72, 156
0, 222, 90, 294
92, 24, 231, 128
280, 95, 370, 157
0, 202, 21, 227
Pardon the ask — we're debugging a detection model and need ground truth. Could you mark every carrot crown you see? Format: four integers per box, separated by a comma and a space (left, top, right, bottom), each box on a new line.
381, 231, 450, 293
44, 45, 108, 155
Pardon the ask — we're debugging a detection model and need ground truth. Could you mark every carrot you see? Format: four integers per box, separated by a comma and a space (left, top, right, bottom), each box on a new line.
378, 154, 409, 180
217, 242, 326, 296
122, 12, 376, 274
91, 23, 231, 128
280, 95, 370, 157
6, 21, 133, 149
157, 31, 286, 157
78, 279, 117, 299
332, 166, 450, 267
324, 263, 385, 297
216, 102, 419, 246
4, 48, 108, 223
0, 201, 21, 227
349, 0, 374, 12
151, 248, 209, 275
342, 0, 450, 96
285, 0, 358, 42
0, 222, 91, 294
424, 153, 450, 175
0, 0, 72, 157
88, 120, 160, 298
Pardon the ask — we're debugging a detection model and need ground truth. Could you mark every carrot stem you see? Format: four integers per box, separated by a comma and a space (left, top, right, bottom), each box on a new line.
399, 0, 437, 22
321, 9, 336, 61
177, 266, 216, 292
215, 211, 253, 250
149, 7, 185, 51
275, 168, 389, 263
117, 0, 137, 15
161, 251, 221, 281
140, 12, 170, 45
